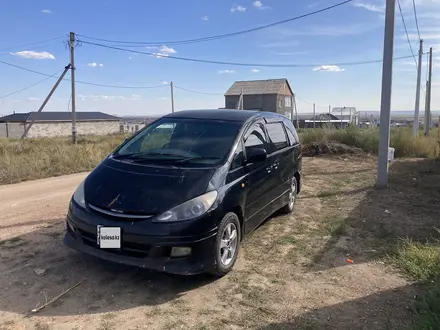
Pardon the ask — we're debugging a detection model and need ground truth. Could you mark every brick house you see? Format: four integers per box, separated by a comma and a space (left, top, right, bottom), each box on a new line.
0, 111, 121, 138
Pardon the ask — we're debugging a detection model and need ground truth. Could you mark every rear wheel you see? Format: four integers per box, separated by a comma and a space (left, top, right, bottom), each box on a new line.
279, 177, 298, 214
209, 212, 241, 277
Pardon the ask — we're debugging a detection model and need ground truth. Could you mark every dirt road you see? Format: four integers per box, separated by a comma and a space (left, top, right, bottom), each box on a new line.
0, 158, 417, 330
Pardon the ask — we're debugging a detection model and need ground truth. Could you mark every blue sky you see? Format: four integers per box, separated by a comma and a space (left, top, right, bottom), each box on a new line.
0, 0, 439, 117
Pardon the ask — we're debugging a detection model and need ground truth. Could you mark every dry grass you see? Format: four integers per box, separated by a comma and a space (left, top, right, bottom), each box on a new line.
300, 126, 440, 158
1, 127, 440, 185
0, 135, 126, 185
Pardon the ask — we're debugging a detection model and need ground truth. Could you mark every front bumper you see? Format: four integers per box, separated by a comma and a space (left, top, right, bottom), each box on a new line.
63, 203, 218, 275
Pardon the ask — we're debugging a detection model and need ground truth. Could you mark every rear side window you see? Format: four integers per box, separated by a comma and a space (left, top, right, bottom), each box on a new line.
286, 127, 298, 145
244, 124, 266, 156
265, 122, 288, 151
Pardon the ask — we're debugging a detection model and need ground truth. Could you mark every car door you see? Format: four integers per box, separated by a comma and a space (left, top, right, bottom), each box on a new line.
242, 121, 278, 234
263, 120, 292, 212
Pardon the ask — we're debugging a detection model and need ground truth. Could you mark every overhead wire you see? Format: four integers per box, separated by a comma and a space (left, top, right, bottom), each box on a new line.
397, 0, 418, 66
0, 59, 168, 89
0, 36, 64, 52
411, 0, 421, 41
77, 0, 354, 46
0, 68, 64, 100
81, 41, 415, 67
173, 85, 224, 95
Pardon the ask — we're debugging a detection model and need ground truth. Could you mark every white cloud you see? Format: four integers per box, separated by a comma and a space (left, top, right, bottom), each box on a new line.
231, 4, 246, 13
218, 69, 236, 74
128, 56, 133, 60
87, 62, 104, 68
157, 97, 169, 100
251, 69, 260, 73
161, 81, 168, 85
352, 2, 385, 13
253, 1, 270, 9
313, 65, 345, 72
201, 16, 209, 21
149, 45, 177, 59
41, 9, 52, 14
27, 97, 41, 101
153, 53, 169, 59
160, 45, 176, 54
10, 51, 55, 60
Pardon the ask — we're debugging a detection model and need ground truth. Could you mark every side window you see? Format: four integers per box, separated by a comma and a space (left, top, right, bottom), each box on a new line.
244, 124, 266, 156
230, 142, 244, 170
286, 126, 298, 146
265, 122, 288, 151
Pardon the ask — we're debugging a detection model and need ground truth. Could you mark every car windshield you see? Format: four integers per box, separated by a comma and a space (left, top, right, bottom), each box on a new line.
114, 117, 241, 166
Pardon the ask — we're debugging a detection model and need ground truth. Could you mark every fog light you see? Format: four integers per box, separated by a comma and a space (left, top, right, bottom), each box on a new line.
171, 247, 191, 257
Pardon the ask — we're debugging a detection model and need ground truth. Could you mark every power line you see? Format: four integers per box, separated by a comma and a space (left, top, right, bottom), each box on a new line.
0, 59, 168, 89
0, 69, 64, 99
174, 85, 224, 95
411, 0, 421, 41
81, 40, 415, 67
0, 36, 64, 52
397, 0, 417, 66
77, 0, 354, 46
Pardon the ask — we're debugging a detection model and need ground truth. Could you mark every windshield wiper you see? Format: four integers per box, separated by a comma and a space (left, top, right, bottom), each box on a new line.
113, 152, 185, 160
175, 156, 221, 163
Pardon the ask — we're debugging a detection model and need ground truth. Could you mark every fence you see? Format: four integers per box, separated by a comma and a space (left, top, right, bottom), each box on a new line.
0, 123, 25, 138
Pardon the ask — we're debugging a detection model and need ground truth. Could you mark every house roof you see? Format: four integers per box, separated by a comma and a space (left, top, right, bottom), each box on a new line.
0, 111, 121, 123
225, 79, 293, 96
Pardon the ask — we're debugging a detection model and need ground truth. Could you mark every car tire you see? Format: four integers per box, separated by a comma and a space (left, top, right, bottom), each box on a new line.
279, 176, 298, 214
209, 212, 241, 277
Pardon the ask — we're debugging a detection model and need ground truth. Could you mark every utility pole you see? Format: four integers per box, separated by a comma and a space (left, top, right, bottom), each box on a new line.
313, 103, 316, 128
340, 107, 343, 128
293, 95, 299, 128
413, 39, 423, 137
69, 32, 77, 144
425, 47, 433, 136
328, 105, 331, 125
170, 81, 175, 113
377, 0, 396, 188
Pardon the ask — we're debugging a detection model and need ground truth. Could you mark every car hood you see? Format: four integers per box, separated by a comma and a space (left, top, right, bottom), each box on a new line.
84, 158, 217, 215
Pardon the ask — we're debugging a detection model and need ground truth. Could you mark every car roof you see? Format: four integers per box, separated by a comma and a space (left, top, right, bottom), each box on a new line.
163, 109, 286, 123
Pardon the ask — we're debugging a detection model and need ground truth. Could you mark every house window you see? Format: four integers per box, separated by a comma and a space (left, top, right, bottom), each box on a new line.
278, 99, 283, 108
285, 96, 292, 107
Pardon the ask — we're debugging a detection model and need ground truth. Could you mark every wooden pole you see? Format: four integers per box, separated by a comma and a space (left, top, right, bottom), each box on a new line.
21, 64, 71, 139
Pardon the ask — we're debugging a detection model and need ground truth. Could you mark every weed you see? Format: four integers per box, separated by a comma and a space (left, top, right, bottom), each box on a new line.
393, 238, 440, 282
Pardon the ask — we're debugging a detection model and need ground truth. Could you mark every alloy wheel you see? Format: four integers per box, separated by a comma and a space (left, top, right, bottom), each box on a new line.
219, 223, 238, 267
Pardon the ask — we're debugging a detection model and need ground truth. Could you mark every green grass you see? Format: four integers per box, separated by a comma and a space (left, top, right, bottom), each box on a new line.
393, 238, 440, 282
392, 237, 440, 329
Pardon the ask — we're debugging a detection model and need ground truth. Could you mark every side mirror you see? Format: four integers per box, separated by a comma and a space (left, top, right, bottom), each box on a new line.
247, 148, 267, 163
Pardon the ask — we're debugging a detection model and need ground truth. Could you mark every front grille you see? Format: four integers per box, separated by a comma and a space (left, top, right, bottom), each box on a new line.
77, 228, 154, 259
87, 203, 154, 221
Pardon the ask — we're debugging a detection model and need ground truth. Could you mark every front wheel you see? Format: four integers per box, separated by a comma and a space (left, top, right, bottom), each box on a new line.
209, 212, 241, 277
279, 177, 298, 214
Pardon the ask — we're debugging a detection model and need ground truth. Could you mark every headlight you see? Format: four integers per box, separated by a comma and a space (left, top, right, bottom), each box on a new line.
154, 191, 218, 222
72, 180, 86, 208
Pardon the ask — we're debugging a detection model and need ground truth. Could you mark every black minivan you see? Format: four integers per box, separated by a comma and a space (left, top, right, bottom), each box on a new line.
64, 109, 302, 276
